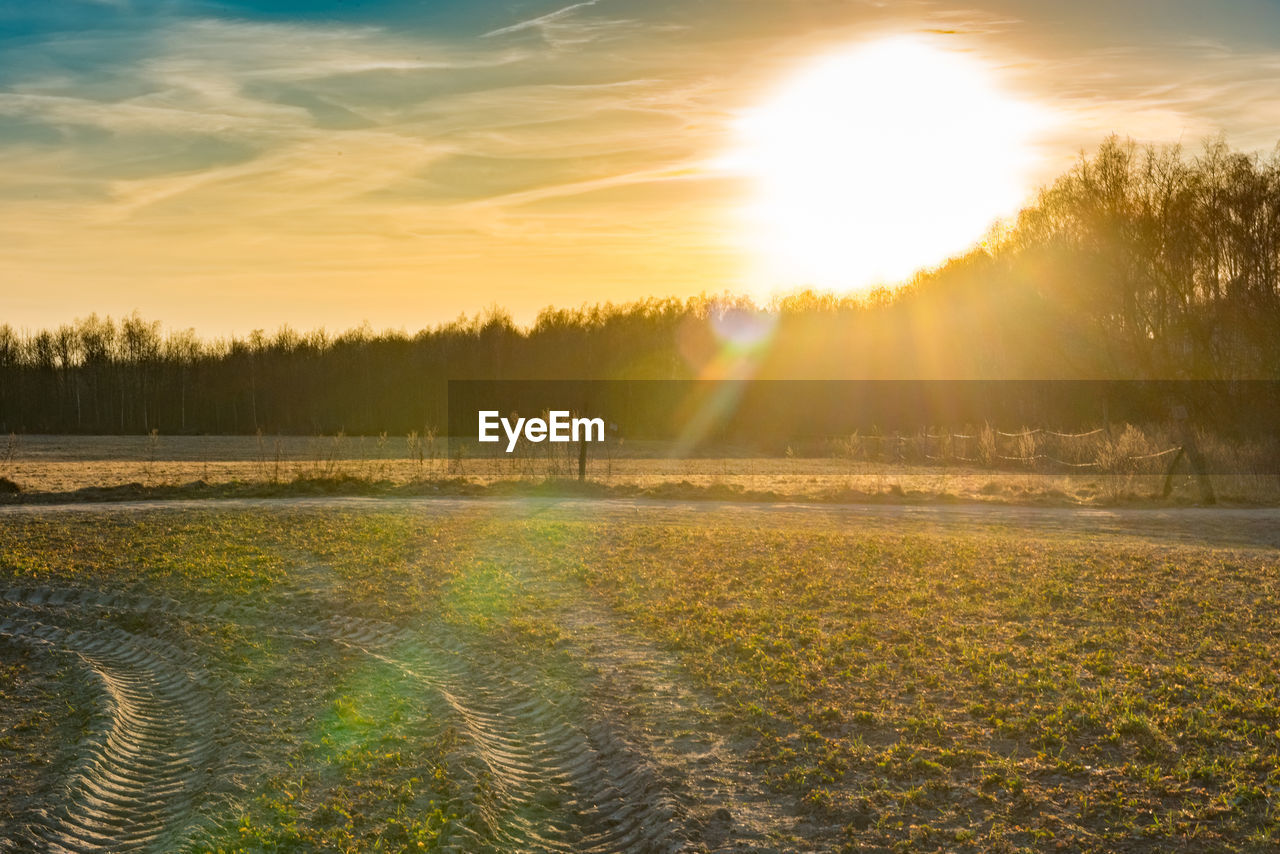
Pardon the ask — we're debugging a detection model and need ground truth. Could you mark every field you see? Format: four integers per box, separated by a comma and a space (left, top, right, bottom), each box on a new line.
2, 434, 1277, 505
1, 498, 1277, 852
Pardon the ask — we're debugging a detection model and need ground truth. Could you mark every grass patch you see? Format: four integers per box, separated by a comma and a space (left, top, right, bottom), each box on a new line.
0, 504, 1276, 852
201, 659, 461, 853
547, 522, 1280, 851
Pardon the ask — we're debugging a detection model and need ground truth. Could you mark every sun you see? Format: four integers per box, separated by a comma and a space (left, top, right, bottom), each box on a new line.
726, 35, 1048, 294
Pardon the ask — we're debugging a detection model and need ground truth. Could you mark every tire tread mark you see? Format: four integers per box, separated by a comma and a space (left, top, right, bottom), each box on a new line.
0, 610, 215, 853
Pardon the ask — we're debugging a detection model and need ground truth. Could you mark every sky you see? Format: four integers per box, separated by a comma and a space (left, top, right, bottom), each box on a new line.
3, 0, 1280, 336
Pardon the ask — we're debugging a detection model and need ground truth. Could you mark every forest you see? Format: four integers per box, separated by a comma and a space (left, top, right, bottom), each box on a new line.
2, 137, 1278, 436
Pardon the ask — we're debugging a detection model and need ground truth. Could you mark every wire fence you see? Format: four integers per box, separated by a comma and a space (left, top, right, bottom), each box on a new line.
830, 425, 1184, 474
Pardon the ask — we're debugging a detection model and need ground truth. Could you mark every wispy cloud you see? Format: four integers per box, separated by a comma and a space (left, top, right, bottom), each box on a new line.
1023, 40, 1280, 168
0, 7, 737, 330
3, 0, 1280, 333
482, 1, 604, 39
480, 0, 642, 49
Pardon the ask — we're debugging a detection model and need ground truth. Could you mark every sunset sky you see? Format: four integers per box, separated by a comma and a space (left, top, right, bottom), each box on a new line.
3, 0, 1280, 336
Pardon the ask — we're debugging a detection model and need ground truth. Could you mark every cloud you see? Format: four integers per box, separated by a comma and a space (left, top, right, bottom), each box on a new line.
1022, 40, 1280, 167
0, 8, 727, 228
480, 0, 643, 49
4, 0, 1280, 334
0, 18, 521, 210
482, 1, 604, 39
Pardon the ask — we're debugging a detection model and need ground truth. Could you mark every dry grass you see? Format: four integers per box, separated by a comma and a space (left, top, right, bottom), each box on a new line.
0, 433, 1275, 505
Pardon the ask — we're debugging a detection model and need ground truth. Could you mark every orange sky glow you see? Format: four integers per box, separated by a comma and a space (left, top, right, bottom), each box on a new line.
3, 1, 1280, 335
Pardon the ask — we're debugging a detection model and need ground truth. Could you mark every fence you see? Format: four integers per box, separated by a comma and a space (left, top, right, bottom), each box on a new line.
831, 425, 1187, 474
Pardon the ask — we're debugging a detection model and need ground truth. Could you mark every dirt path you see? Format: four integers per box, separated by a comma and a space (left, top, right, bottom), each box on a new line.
3, 496, 1277, 549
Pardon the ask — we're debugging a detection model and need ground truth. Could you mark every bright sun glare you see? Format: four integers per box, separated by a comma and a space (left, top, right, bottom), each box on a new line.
729, 36, 1048, 293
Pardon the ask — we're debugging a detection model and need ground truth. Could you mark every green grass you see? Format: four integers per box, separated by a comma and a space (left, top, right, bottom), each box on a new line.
0, 505, 1277, 852
0, 509, 453, 609
204, 658, 461, 853
544, 523, 1280, 852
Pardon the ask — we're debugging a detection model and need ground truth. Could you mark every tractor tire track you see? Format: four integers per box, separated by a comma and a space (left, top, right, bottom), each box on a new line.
2, 586, 691, 852
313, 614, 688, 853
0, 607, 217, 854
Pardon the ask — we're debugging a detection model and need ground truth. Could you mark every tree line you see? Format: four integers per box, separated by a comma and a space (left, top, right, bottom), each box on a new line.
1, 136, 1277, 436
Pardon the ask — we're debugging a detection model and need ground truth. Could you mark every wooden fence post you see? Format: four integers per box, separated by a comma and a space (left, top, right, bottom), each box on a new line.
1170, 404, 1215, 505
1160, 447, 1185, 498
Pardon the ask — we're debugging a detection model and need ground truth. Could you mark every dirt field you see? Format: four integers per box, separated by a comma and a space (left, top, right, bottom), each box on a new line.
1, 498, 1277, 852
2, 434, 1275, 505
